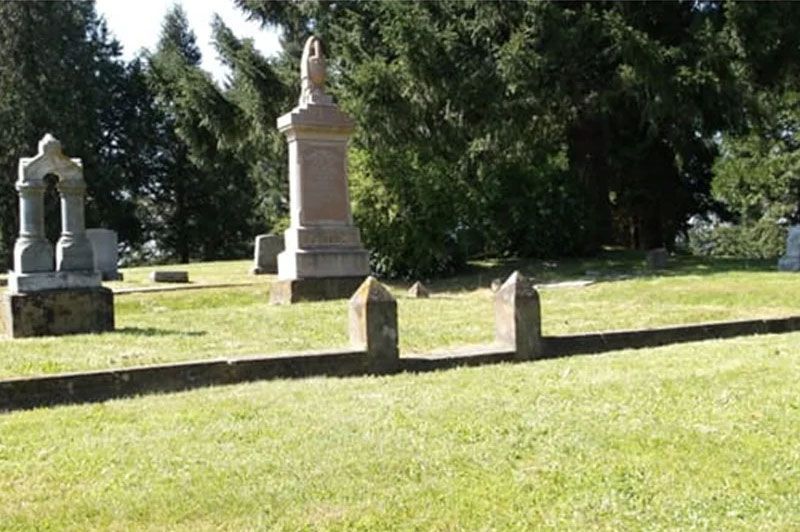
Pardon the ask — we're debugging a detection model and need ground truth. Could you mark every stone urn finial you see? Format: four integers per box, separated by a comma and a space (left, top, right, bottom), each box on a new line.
299, 36, 332, 106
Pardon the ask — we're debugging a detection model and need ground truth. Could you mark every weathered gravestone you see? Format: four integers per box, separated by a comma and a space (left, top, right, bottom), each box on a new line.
778, 226, 800, 271
86, 228, 122, 281
2, 135, 114, 338
251, 234, 284, 275
270, 36, 370, 304
646, 248, 669, 270
150, 271, 189, 283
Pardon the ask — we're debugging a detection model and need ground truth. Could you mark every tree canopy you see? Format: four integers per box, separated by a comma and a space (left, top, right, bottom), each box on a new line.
1, 1, 798, 273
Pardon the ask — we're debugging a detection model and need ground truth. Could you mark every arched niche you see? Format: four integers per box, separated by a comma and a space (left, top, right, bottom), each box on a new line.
13, 134, 94, 274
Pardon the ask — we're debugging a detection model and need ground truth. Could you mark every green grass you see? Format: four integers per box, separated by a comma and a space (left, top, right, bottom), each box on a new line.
2, 253, 800, 379
1, 334, 799, 529
109, 259, 260, 288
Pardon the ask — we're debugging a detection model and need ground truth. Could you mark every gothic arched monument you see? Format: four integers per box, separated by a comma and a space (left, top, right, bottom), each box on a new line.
2, 135, 114, 337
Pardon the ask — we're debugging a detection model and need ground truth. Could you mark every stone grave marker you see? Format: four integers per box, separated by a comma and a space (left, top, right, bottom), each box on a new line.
270, 36, 369, 304
150, 271, 189, 283
251, 234, 284, 275
2, 134, 114, 338
778, 226, 800, 271
646, 248, 668, 270
86, 228, 122, 281
408, 281, 430, 298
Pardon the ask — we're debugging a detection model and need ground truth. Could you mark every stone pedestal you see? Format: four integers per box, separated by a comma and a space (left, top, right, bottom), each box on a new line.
270, 276, 365, 305
2, 287, 114, 338
87, 229, 122, 281
271, 36, 369, 304
251, 234, 284, 275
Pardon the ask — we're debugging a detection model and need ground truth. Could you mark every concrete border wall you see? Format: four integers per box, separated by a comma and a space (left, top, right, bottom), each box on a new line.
3, 272, 799, 412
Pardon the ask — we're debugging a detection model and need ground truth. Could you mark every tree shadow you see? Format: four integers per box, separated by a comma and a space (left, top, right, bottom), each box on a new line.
409, 250, 778, 294
114, 327, 207, 337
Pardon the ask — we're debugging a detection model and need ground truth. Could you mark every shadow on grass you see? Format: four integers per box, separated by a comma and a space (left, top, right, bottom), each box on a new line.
115, 327, 207, 338
418, 251, 777, 294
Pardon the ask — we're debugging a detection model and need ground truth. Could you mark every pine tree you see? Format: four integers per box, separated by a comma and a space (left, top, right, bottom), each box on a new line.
0, 0, 143, 267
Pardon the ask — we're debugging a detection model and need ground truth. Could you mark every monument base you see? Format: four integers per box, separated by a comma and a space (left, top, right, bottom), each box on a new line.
250, 266, 276, 276
778, 256, 800, 272
101, 272, 123, 281
2, 287, 115, 338
8, 270, 102, 293
270, 276, 366, 305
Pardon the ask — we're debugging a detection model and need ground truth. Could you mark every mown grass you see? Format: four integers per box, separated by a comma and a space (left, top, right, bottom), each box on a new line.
2, 253, 800, 379
1, 333, 799, 529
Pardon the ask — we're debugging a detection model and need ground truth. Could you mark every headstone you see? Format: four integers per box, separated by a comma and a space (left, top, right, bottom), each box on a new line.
494, 271, 541, 360
270, 36, 369, 304
86, 229, 122, 281
646, 248, 669, 270
251, 234, 284, 275
408, 281, 430, 298
349, 276, 398, 372
3, 134, 114, 338
778, 226, 800, 271
150, 271, 189, 283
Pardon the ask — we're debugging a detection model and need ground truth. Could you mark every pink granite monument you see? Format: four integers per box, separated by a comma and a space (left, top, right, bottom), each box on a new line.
270, 36, 370, 304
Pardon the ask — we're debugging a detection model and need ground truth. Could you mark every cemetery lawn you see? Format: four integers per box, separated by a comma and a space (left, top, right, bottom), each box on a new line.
2, 252, 800, 379
1, 332, 799, 529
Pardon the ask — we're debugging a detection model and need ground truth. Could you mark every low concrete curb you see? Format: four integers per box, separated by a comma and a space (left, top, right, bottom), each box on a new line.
3, 273, 800, 413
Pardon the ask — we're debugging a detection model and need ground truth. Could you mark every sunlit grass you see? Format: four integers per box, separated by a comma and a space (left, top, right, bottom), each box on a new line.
1, 333, 799, 529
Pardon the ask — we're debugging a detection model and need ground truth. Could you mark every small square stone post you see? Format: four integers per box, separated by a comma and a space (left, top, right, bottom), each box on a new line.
494, 271, 542, 360
349, 276, 399, 372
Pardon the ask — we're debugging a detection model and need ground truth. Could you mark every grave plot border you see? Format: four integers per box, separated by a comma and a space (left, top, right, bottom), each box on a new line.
2, 272, 800, 412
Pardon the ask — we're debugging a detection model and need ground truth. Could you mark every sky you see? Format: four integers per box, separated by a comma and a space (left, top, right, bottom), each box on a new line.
95, 0, 282, 83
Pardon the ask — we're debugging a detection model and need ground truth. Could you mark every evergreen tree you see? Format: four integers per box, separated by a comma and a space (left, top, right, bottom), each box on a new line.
0, 0, 143, 267
147, 5, 258, 262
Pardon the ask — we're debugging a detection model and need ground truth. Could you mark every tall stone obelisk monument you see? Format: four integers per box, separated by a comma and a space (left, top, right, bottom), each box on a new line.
270, 36, 370, 304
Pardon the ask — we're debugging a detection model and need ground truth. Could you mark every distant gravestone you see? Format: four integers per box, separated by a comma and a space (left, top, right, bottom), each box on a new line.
646, 248, 668, 270
150, 271, 189, 283
408, 281, 430, 298
86, 229, 122, 281
490, 278, 503, 293
778, 226, 800, 271
251, 234, 284, 275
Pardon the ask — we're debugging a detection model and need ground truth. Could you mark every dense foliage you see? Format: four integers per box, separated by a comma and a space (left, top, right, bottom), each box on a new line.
1, 1, 799, 275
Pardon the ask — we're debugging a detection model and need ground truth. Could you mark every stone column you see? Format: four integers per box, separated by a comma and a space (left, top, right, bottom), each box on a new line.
56, 179, 94, 272
349, 276, 399, 372
494, 271, 542, 360
13, 178, 53, 273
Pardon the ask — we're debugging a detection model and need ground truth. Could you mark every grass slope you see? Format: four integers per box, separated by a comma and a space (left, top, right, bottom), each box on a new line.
1, 334, 799, 529
2, 254, 800, 379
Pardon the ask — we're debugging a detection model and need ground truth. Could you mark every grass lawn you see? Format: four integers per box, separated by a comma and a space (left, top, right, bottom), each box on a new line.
1, 333, 799, 529
2, 252, 800, 379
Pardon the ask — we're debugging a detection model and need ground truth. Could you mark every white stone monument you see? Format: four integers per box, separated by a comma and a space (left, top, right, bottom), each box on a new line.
86, 228, 123, 281
778, 225, 800, 271
270, 36, 370, 304
2, 135, 114, 337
